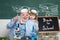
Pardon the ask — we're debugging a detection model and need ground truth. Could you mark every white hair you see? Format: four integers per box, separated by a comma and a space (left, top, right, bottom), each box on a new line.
21, 9, 29, 13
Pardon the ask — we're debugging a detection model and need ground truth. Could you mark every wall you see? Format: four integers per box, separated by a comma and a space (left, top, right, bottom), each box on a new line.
0, 19, 10, 37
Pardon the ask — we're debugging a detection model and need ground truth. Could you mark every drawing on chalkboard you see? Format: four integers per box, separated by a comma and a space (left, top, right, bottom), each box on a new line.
12, 6, 30, 15
39, 3, 58, 16
42, 18, 54, 30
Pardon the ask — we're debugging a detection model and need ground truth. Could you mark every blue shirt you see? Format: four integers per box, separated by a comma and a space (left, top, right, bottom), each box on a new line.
7, 16, 38, 37
25, 20, 38, 37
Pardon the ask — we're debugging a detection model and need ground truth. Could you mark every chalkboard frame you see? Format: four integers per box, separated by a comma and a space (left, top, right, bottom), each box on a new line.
38, 16, 59, 32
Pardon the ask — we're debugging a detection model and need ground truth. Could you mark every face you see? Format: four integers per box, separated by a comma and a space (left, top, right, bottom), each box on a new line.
30, 14, 35, 20
20, 12, 29, 20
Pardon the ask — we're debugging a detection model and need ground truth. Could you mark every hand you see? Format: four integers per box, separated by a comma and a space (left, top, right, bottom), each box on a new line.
13, 15, 18, 23
34, 20, 38, 24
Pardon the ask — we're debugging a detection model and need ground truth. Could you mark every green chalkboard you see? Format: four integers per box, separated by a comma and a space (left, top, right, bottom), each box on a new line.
0, 0, 60, 19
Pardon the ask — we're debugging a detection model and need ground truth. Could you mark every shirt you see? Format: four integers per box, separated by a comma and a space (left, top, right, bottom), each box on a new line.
7, 16, 38, 37
25, 20, 38, 37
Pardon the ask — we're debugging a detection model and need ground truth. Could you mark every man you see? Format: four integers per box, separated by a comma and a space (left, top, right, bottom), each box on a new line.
7, 8, 39, 40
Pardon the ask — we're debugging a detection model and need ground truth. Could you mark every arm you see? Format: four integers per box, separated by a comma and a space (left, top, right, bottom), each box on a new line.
7, 16, 18, 29
34, 20, 39, 32
7, 19, 16, 29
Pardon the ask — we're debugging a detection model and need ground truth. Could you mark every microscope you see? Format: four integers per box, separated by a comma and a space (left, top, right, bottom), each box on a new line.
14, 24, 22, 40
14, 21, 28, 40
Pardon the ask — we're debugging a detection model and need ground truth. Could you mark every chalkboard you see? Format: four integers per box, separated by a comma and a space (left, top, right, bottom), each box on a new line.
38, 16, 59, 31
0, 0, 60, 19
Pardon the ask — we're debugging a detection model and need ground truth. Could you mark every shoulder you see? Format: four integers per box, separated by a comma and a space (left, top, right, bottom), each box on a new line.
26, 20, 34, 24
27, 20, 38, 24
27, 20, 34, 22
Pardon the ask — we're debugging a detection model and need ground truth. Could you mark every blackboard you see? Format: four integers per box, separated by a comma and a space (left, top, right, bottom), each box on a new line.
38, 16, 59, 31
0, 0, 60, 19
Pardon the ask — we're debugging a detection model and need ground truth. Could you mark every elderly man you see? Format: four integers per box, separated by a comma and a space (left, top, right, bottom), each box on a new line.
7, 8, 39, 40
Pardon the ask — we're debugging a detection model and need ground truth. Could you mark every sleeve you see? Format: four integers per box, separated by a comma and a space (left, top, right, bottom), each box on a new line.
7, 18, 16, 29
34, 22, 39, 31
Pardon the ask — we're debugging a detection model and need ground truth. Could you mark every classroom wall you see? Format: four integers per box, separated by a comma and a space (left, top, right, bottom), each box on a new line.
0, 19, 10, 37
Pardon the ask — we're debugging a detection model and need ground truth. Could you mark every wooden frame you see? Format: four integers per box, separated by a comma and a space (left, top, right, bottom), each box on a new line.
38, 16, 59, 32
